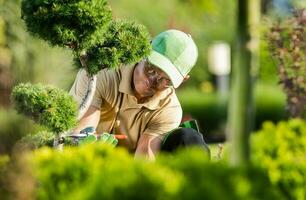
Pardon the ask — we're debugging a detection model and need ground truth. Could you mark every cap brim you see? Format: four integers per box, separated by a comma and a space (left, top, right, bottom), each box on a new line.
147, 50, 183, 88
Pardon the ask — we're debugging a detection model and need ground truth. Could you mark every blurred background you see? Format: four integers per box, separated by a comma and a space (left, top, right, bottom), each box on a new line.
0, 0, 305, 154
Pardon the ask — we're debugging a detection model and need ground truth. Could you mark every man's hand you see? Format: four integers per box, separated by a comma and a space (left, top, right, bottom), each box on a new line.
134, 134, 163, 160
69, 127, 118, 147
97, 132, 118, 147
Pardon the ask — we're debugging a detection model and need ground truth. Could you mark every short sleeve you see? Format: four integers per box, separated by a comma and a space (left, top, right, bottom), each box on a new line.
143, 105, 182, 140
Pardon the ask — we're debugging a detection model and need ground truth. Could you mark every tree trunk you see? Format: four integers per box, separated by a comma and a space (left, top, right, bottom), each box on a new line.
227, 0, 260, 166
77, 71, 97, 120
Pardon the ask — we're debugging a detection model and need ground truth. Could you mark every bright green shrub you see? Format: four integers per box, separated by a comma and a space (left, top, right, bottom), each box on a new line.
251, 119, 306, 200
21, 0, 112, 49
28, 145, 182, 200
158, 148, 282, 200
10, 145, 283, 200
11, 83, 78, 133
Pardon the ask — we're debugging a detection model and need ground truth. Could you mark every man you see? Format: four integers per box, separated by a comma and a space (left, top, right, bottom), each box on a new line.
70, 29, 209, 159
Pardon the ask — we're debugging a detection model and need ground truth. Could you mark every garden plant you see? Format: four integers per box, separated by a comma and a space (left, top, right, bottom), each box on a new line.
267, 8, 306, 119
11, 0, 151, 146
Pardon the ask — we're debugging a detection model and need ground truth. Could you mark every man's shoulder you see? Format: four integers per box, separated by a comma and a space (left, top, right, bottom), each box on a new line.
157, 87, 182, 109
96, 64, 133, 82
95, 66, 126, 87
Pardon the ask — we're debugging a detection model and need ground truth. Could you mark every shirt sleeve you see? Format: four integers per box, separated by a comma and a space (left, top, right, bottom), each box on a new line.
143, 105, 182, 140
69, 69, 104, 109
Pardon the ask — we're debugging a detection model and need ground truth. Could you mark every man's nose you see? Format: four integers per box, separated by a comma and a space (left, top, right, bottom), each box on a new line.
148, 75, 159, 88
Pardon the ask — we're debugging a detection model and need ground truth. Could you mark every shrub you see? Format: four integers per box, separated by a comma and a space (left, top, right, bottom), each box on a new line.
8, 145, 283, 200
18, 131, 55, 149
251, 118, 306, 200
11, 83, 78, 133
74, 20, 152, 75
158, 148, 282, 200
267, 9, 306, 118
21, 0, 112, 49
25, 145, 183, 200
21, 0, 151, 75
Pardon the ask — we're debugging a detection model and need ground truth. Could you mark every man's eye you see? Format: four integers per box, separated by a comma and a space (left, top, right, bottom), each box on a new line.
147, 69, 157, 75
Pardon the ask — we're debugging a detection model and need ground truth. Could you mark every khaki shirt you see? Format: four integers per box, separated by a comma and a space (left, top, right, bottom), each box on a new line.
70, 65, 182, 151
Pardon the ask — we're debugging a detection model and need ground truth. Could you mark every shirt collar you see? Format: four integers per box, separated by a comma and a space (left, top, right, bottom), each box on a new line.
118, 64, 173, 110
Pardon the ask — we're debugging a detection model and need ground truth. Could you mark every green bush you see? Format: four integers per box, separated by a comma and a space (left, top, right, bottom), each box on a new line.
8, 144, 283, 200
251, 118, 306, 200
25, 145, 183, 200
20, 0, 151, 76
74, 20, 151, 75
158, 148, 283, 200
18, 131, 55, 149
21, 0, 112, 49
11, 83, 78, 134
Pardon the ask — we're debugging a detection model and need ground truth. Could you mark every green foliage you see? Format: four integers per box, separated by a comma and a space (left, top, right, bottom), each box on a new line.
267, 9, 306, 118
74, 20, 151, 75
21, 0, 112, 50
0, 108, 40, 155
258, 21, 278, 84
9, 145, 283, 199
28, 145, 182, 200
11, 83, 78, 133
159, 148, 282, 200
0, 155, 10, 199
19, 131, 55, 149
251, 119, 306, 200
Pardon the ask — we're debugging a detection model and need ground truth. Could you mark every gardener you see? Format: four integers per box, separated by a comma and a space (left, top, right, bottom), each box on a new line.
70, 29, 209, 159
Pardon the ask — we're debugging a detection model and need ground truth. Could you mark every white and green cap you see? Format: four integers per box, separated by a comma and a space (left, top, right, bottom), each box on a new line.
147, 29, 198, 88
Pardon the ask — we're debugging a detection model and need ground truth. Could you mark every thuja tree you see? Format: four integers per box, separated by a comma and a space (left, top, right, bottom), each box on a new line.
267, 9, 306, 118
11, 0, 151, 144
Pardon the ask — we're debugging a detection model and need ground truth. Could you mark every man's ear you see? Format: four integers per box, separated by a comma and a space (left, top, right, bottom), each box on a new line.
183, 74, 190, 83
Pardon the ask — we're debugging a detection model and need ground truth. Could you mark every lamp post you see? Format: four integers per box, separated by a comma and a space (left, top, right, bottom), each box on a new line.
208, 42, 231, 99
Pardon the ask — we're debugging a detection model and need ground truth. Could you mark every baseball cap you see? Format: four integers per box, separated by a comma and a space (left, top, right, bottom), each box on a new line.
147, 29, 198, 88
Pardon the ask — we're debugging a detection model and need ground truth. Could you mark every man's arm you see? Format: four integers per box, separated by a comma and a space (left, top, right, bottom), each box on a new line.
134, 134, 162, 160
73, 105, 101, 133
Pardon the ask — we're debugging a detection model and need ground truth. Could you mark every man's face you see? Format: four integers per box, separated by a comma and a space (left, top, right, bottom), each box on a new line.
133, 59, 172, 100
